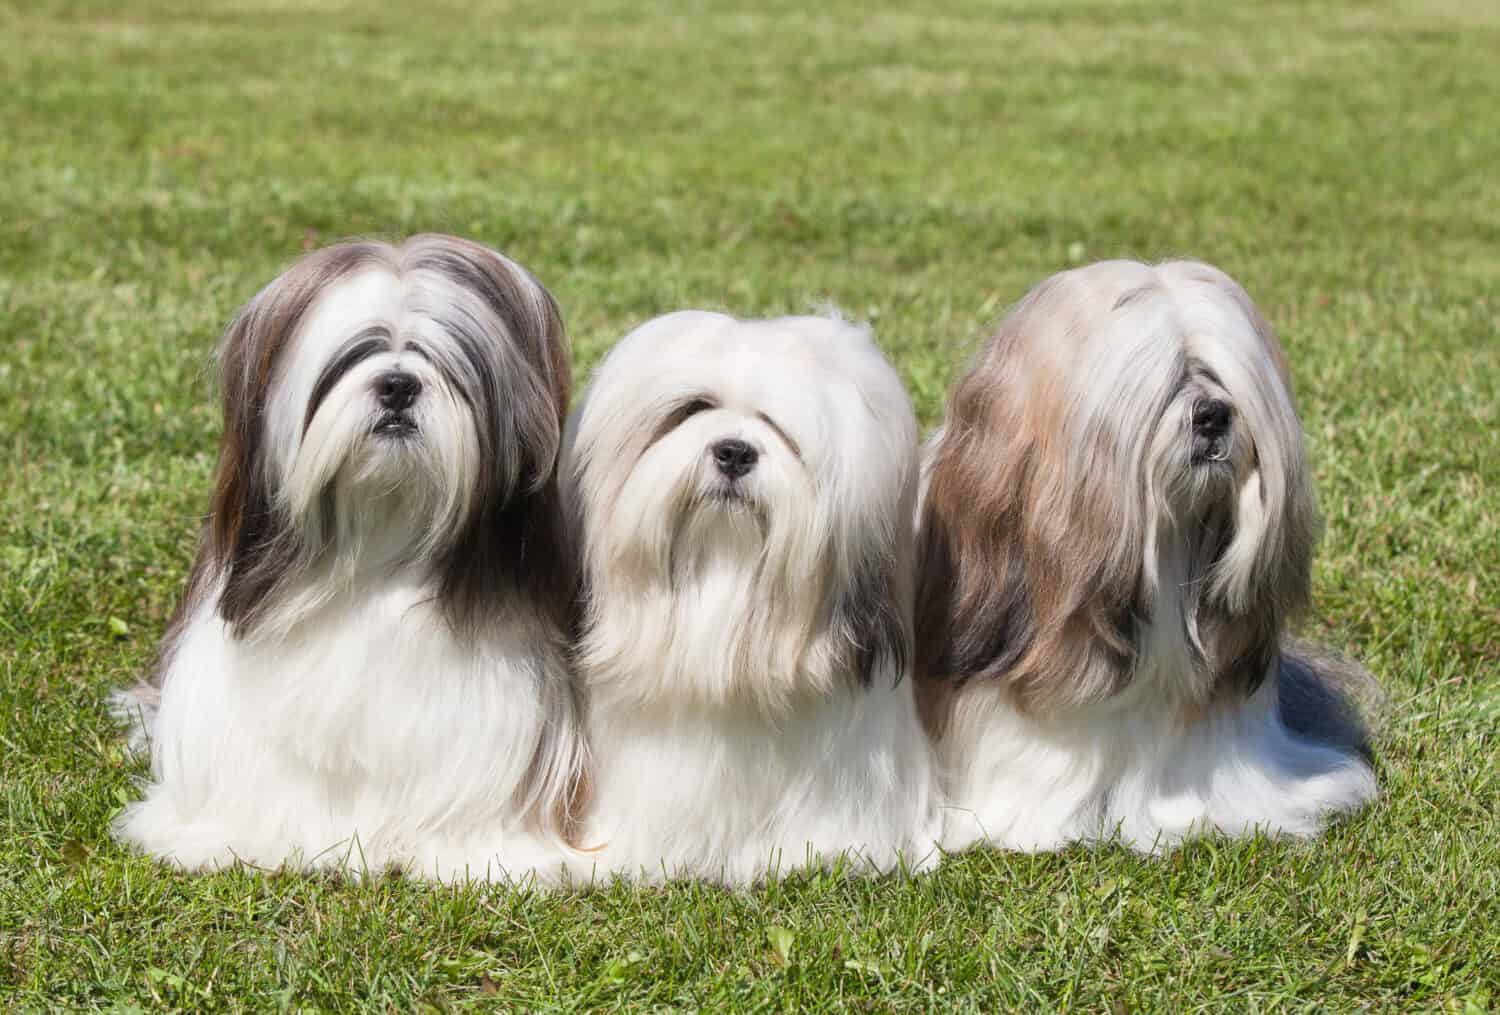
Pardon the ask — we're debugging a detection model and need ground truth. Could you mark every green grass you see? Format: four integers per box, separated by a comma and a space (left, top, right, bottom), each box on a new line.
2, 0, 1497, 1009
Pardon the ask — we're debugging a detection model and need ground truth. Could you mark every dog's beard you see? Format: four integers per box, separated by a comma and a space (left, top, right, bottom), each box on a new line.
1088, 334, 1310, 714
579, 438, 836, 717
244, 368, 481, 639
673, 483, 769, 580
1135, 478, 1239, 708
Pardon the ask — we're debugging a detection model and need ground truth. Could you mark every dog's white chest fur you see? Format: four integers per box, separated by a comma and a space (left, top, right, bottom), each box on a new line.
117, 579, 567, 881
938, 675, 1378, 853
583, 683, 940, 884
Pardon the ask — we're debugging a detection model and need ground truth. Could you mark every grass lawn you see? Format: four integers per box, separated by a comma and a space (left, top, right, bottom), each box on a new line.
3, 0, 1498, 1008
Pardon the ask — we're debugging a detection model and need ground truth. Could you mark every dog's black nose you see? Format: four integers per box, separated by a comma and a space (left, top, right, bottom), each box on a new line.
1192, 399, 1233, 437
375, 371, 422, 411
711, 438, 758, 479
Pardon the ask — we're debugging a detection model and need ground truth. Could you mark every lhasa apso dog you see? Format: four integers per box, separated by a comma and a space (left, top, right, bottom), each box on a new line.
916, 260, 1378, 853
114, 235, 585, 882
565, 311, 940, 885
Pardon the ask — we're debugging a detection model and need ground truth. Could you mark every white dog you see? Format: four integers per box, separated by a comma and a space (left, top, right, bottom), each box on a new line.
564, 311, 940, 885
114, 235, 586, 883
915, 260, 1378, 853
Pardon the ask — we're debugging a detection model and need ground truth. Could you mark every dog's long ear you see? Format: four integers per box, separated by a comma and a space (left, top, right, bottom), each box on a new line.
405, 235, 577, 636
914, 274, 1148, 715
914, 480, 1035, 688
209, 242, 395, 637
145, 244, 392, 677
913, 311, 1051, 698
1161, 261, 1319, 701
831, 540, 912, 689
437, 470, 577, 637
828, 327, 918, 692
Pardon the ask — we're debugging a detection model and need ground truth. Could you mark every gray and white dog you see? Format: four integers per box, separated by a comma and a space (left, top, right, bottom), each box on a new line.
115, 235, 586, 883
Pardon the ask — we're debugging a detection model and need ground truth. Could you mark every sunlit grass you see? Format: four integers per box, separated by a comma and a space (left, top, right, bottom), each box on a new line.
2, 0, 1496, 1008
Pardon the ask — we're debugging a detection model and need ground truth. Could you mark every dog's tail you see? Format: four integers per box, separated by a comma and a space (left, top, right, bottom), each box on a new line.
110, 683, 161, 757
1278, 639, 1384, 763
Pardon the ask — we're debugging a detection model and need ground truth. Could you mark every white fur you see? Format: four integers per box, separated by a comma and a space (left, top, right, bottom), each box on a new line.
117, 582, 571, 881
566, 312, 941, 884
583, 681, 939, 884
936, 667, 1378, 853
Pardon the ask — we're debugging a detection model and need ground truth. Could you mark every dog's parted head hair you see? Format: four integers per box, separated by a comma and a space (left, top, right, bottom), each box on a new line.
182, 234, 572, 641
916, 260, 1317, 717
566, 312, 918, 716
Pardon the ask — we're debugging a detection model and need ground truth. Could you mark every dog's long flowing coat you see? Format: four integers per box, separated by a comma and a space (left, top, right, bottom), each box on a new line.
916, 260, 1377, 852
565, 312, 940, 884
115, 235, 585, 882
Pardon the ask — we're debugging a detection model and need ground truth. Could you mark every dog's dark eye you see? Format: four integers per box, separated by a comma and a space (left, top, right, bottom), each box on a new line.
757, 411, 802, 459
649, 397, 718, 448
664, 398, 716, 431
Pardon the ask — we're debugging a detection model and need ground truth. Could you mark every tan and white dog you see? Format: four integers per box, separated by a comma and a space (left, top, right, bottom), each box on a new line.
916, 260, 1378, 853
